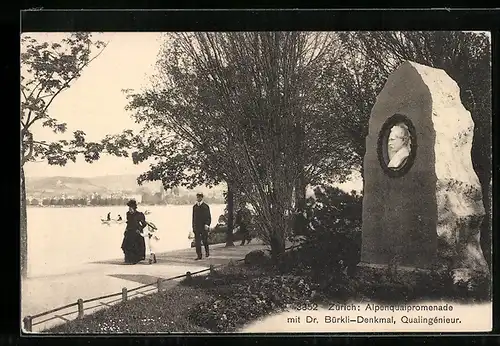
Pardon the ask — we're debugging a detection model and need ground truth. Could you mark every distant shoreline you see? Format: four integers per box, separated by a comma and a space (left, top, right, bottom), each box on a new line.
26, 203, 226, 208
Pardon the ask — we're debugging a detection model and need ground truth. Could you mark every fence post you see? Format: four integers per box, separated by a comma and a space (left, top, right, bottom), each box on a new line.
23, 316, 32, 332
122, 288, 128, 302
77, 298, 84, 319
186, 271, 192, 281
157, 278, 162, 291
209, 264, 215, 275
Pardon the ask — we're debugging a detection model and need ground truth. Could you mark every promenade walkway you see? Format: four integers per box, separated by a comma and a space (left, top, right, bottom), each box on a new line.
22, 241, 268, 333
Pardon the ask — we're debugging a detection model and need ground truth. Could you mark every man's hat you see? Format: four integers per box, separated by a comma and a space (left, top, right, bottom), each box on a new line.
196, 192, 204, 197
127, 199, 137, 208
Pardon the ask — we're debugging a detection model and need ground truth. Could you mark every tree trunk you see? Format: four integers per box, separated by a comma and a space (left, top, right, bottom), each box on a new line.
294, 123, 306, 211
20, 165, 28, 279
294, 172, 307, 212
293, 172, 307, 236
480, 175, 492, 271
269, 191, 288, 261
225, 185, 235, 247
360, 165, 365, 196
270, 229, 286, 262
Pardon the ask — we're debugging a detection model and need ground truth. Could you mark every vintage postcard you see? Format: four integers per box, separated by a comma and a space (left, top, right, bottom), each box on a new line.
20, 28, 492, 334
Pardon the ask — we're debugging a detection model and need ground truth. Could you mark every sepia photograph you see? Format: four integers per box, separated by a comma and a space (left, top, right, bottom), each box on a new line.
20, 28, 492, 334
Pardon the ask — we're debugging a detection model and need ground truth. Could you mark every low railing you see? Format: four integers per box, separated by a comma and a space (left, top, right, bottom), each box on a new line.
23, 243, 302, 333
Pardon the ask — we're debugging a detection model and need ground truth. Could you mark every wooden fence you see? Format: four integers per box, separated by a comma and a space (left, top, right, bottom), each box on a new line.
23, 244, 302, 333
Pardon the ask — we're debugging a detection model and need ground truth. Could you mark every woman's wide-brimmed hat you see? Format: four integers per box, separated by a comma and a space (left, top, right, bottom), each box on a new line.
126, 199, 137, 208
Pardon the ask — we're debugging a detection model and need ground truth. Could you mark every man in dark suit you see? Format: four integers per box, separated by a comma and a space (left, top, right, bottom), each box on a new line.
192, 192, 211, 260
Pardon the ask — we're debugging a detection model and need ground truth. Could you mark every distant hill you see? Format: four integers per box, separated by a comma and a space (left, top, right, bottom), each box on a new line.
26, 176, 111, 198
25, 174, 227, 199
86, 174, 162, 193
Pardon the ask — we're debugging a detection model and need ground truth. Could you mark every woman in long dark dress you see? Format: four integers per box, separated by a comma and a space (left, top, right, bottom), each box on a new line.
121, 199, 147, 264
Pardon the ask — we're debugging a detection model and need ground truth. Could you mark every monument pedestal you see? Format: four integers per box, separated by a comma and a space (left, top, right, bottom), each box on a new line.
357, 262, 431, 274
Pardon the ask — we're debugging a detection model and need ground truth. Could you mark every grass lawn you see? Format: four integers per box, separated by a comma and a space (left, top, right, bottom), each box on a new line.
46, 243, 491, 334
46, 284, 212, 333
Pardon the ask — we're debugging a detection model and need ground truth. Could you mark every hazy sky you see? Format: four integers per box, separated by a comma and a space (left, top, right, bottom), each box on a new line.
23, 32, 163, 178
22, 31, 490, 180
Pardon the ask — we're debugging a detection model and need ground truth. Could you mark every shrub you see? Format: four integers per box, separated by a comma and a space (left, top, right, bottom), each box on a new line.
190, 225, 249, 247
305, 185, 362, 232
286, 186, 362, 275
351, 266, 491, 304
184, 266, 319, 332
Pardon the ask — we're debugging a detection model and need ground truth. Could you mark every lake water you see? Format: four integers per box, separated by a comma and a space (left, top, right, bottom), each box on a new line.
26, 204, 225, 278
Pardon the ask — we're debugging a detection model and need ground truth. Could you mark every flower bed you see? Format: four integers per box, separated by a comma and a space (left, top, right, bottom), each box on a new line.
182, 265, 318, 332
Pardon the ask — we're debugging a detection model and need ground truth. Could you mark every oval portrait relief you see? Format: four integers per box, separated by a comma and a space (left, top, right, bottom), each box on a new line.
377, 114, 417, 177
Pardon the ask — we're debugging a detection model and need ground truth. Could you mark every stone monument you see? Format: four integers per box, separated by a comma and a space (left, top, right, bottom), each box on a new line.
360, 61, 489, 282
